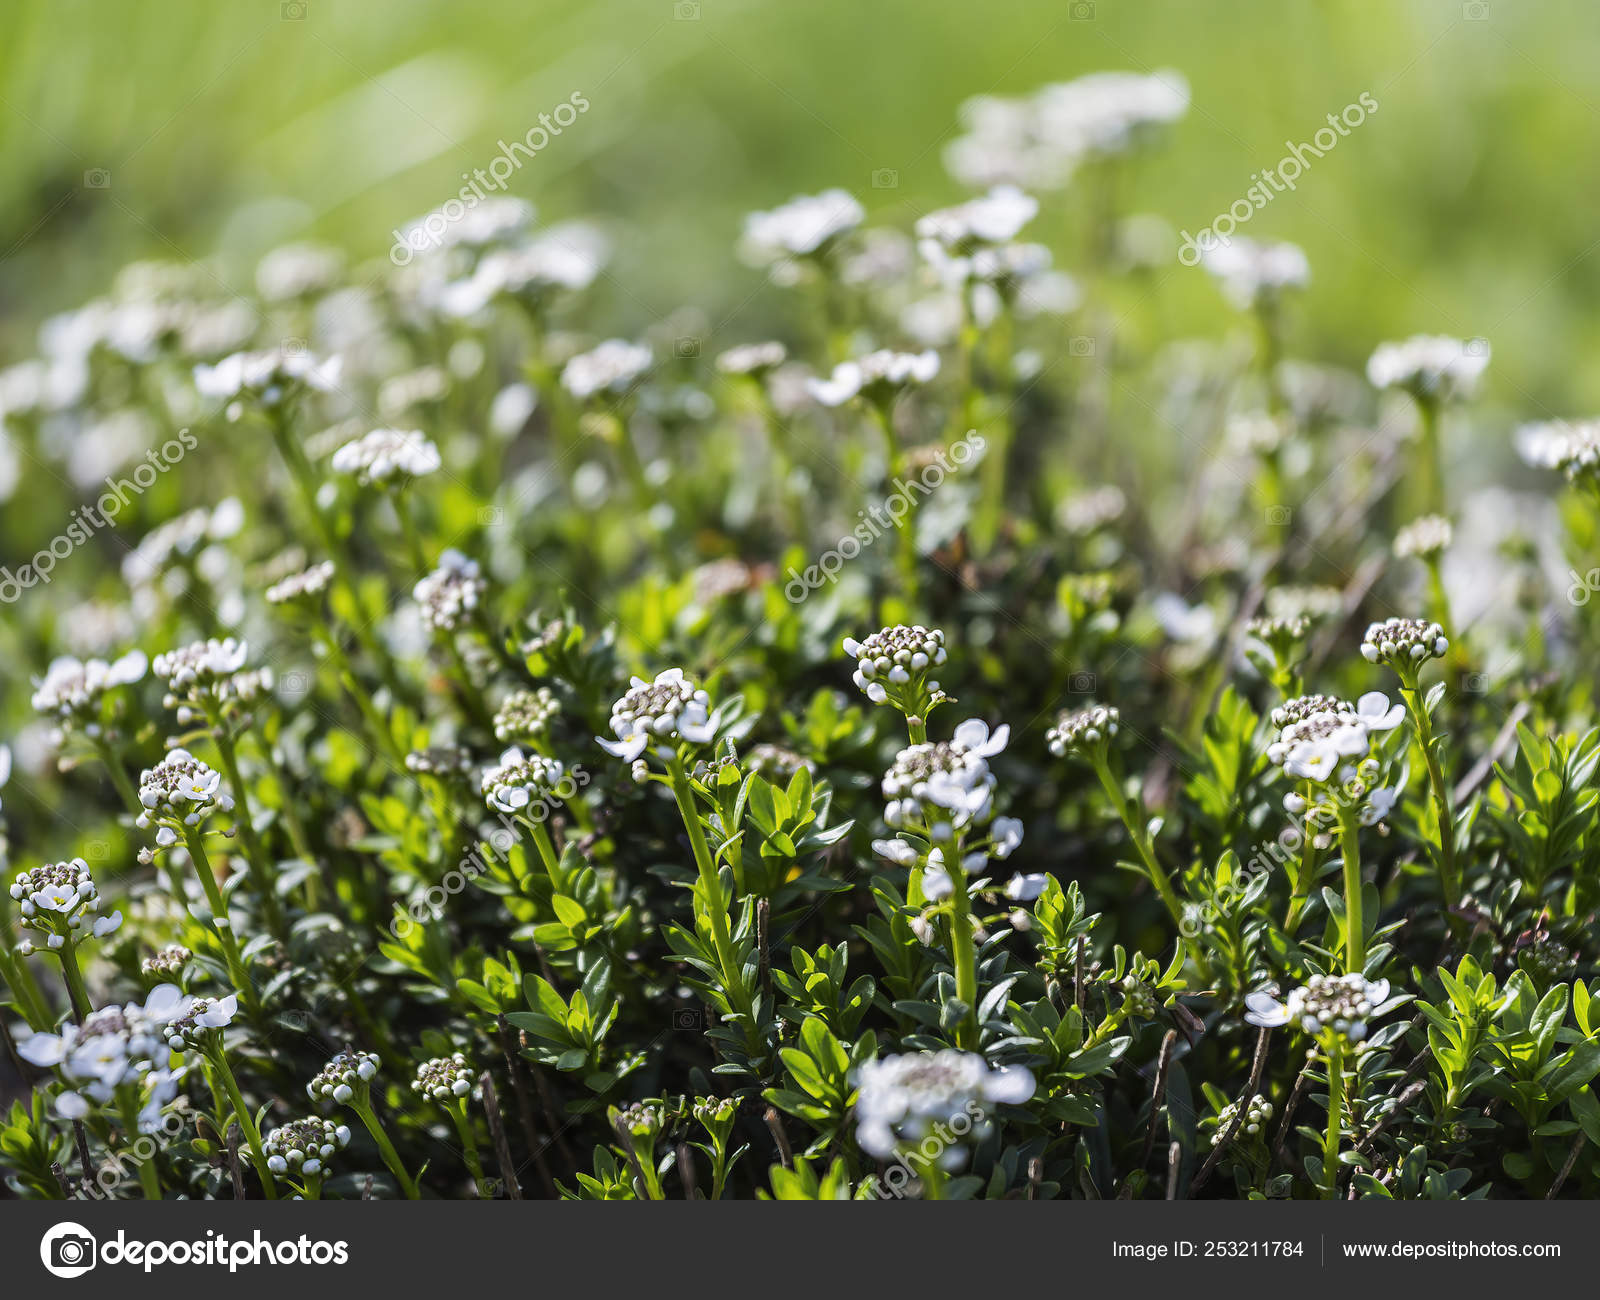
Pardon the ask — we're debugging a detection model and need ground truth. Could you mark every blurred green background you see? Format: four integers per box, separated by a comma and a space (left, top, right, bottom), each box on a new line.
1, 0, 1597, 412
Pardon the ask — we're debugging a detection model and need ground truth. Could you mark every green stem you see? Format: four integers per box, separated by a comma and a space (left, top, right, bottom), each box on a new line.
1322, 1044, 1345, 1199
1415, 398, 1444, 517
666, 755, 746, 1014
451, 1106, 486, 1194
1403, 683, 1460, 908
209, 723, 285, 936
119, 1092, 162, 1200
1335, 801, 1366, 972
92, 736, 143, 819
211, 1049, 277, 1199
181, 829, 258, 1018
944, 857, 980, 1050
1090, 753, 1202, 973
56, 942, 91, 1024
354, 1098, 420, 1198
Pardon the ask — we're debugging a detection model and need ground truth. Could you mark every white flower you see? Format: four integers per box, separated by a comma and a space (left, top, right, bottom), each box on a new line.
193, 348, 341, 412
881, 720, 1008, 841
1367, 335, 1489, 402
1004, 872, 1049, 902
921, 861, 954, 900
854, 1050, 1035, 1165
481, 747, 567, 815
990, 816, 1024, 860
163, 993, 240, 1050
872, 837, 919, 867
807, 349, 940, 407
1200, 237, 1310, 309
1244, 973, 1393, 1044
598, 669, 716, 762
1353, 692, 1405, 731
560, 338, 652, 401
330, 428, 442, 486
19, 985, 191, 1119
136, 748, 234, 830
414, 550, 486, 633
31, 651, 148, 725
256, 242, 344, 302
916, 186, 1039, 252
741, 189, 864, 265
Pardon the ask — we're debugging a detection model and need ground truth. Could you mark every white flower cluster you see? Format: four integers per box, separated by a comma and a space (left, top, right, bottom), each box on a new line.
120, 499, 243, 594
1266, 691, 1402, 784
1200, 237, 1310, 310
1366, 335, 1489, 403
17, 984, 189, 1126
881, 719, 1010, 843
31, 651, 148, 733
256, 242, 344, 302
1359, 617, 1449, 670
414, 549, 486, 633
1045, 704, 1119, 758
153, 637, 266, 723
307, 1048, 380, 1104
854, 1050, 1035, 1162
493, 686, 560, 744
560, 338, 652, 401
808, 349, 940, 407
161, 992, 240, 1051
329, 428, 442, 486
412, 1052, 476, 1104
436, 223, 609, 316
916, 185, 1038, 257
1393, 514, 1453, 560
11, 859, 121, 952
944, 71, 1188, 189
1244, 973, 1393, 1045
136, 748, 234, 840
1212, 1094, 1274, 1146
193, 347, 341, 417
480, 746, 567, 815
715, 341, 787, 377
597, 668, 716, 763
843, 625, 947, 711
265, 560, 337, 606
741, 189, 865, 267
141, 944, 192, 978
404, 745, 474, 779
265, 1117, 351, 1179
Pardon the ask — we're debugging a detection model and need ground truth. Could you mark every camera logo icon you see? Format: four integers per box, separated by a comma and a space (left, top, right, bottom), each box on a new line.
1068, 336, 1096, 357
870, 168, 899, 190
672, 1007, 704, 1031
41, 1222, 97, 1278
83, 169, 111, 190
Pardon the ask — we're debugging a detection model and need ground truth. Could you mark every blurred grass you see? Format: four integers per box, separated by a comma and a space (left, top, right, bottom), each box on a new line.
2, 0, 1599, 409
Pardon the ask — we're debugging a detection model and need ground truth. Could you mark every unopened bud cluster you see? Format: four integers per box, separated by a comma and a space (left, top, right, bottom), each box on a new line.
412, 1052, 476, 1104
1213, 1094, 1274, 1146
493, 687, 560, 744
307, 1049, 380, 1104
1360, 617, 1448, 670
1046, 704, 1119, 757
265, 1117, 351, 1178
843, 625, 947, 713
